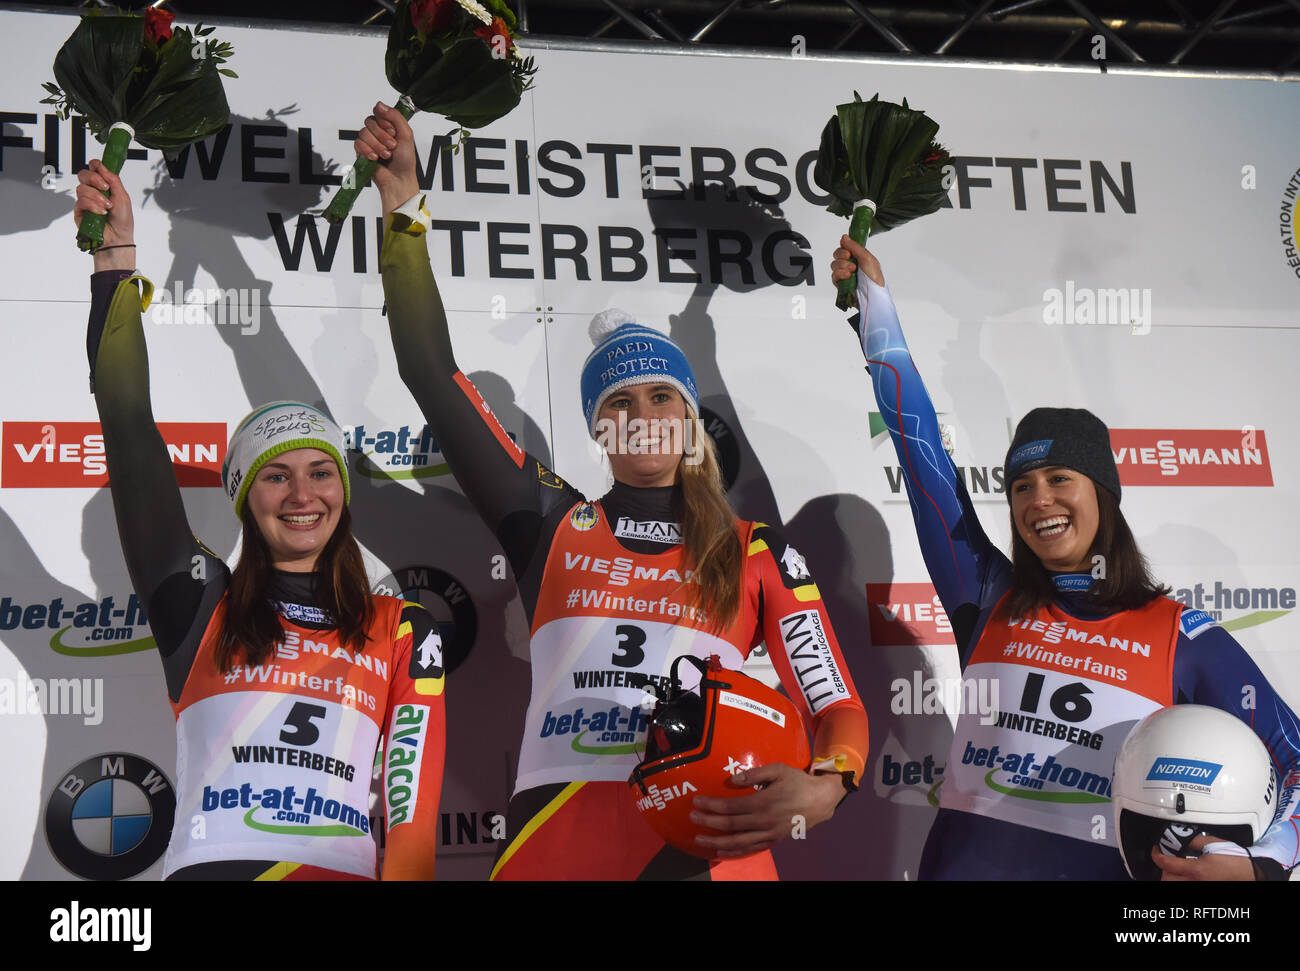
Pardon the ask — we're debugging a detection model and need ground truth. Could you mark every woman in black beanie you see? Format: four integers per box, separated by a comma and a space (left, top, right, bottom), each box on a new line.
832, 236, 1299, 881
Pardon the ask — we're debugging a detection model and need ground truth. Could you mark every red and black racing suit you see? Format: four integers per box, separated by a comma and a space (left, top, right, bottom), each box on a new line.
379, 199, 868, 879
88, 268, 445, 880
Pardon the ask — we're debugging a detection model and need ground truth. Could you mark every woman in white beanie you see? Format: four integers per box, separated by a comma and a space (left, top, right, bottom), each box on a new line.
359, 102, 869, 880
75, 159, 445, 881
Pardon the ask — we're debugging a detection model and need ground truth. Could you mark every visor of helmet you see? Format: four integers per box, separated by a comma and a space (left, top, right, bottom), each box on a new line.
1117, 808, 1255, 881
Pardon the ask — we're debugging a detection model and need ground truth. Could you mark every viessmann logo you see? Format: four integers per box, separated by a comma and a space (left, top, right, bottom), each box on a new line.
2, 421, 225, 487
1110, 428, 1273, 486
866, 582, 955, 646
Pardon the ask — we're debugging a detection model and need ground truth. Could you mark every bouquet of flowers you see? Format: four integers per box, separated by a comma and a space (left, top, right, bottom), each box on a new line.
324, 0, 536, 223
42, 7, 235, 252
814, 92, 949, 309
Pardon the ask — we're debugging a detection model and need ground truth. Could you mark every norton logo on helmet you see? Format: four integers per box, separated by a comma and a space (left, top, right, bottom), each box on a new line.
628, 654, 810, 859
1112, 705, 1279, 881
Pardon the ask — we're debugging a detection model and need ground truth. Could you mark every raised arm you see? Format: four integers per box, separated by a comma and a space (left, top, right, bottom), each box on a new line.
363, 103, 579, 572
833, 237, 1006, 626
77, 162, 222, 688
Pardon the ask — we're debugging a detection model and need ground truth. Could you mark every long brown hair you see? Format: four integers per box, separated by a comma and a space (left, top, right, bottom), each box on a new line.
675, 407, 743, 631
215, 504, 375, 672
1005, 485, 1170, 618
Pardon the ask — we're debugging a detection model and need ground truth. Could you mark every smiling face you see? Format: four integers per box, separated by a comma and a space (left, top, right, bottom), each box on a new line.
1009, 466, 1101, 573
244, 448, 344, 571
595, 383, 688, 488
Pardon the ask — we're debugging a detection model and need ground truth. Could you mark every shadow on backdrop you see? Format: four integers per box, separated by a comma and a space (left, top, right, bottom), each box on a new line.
647, 184, 941, 876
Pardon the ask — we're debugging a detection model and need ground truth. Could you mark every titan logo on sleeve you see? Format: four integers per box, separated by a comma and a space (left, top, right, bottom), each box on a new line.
2, 421, 225, 487
777, 609, 851, 713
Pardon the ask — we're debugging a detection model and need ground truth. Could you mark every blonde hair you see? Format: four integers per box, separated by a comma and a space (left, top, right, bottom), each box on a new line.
677, 407, 742, 631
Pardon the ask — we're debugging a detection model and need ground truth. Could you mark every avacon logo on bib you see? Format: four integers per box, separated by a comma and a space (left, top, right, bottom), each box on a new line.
45, 753, 175, 880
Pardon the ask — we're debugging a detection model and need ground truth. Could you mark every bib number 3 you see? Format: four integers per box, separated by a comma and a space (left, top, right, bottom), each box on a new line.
610, 624, 646, 668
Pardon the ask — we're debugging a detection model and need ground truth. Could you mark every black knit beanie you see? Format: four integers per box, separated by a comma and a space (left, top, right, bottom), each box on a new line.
1004, 407, 1121, 502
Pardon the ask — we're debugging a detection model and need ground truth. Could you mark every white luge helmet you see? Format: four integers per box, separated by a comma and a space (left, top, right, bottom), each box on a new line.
1112, 704, 1278, 880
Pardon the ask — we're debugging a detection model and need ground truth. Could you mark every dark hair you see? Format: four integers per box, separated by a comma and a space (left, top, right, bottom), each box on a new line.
1005, 485, 1170, 619
215, 504, 374, 672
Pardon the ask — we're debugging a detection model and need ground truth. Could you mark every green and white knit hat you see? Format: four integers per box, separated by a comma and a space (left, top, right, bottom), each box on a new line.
221, 401, 350, 518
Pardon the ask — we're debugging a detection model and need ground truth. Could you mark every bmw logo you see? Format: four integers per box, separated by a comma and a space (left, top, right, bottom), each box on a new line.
375, 565, 479, 676
44, 753, 175, 881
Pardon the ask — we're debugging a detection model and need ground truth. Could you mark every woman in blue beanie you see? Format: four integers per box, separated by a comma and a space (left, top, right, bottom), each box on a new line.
361, 102, 869, 880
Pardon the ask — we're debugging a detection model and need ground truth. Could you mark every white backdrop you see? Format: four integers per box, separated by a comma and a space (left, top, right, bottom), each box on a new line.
1, 7, 1297, 880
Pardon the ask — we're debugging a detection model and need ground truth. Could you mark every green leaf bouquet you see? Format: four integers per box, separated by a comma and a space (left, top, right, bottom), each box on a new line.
323, 0, 537, 223
814, 92, 950, 309
42, 6, 235, 252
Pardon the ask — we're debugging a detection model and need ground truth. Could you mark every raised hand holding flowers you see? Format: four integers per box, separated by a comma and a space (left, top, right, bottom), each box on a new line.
323, 0, 536, 223
42, 6, 235, 252
814, 92, 950, 309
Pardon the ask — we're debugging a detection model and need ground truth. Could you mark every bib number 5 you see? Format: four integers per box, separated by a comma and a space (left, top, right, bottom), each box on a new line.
280, 701, 328, 746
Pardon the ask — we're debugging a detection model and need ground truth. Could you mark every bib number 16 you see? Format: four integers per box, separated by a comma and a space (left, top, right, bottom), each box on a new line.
1019, 672, 1092, 723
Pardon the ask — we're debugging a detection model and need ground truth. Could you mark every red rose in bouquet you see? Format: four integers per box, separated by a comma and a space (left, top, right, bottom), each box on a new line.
411, 0, 457, 35
42, 10, 235, 250
322, 0, 536, 223
144, 8, 175, 44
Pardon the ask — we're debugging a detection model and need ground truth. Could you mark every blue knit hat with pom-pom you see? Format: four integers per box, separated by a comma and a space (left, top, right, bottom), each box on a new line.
579, 310, 699, 436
